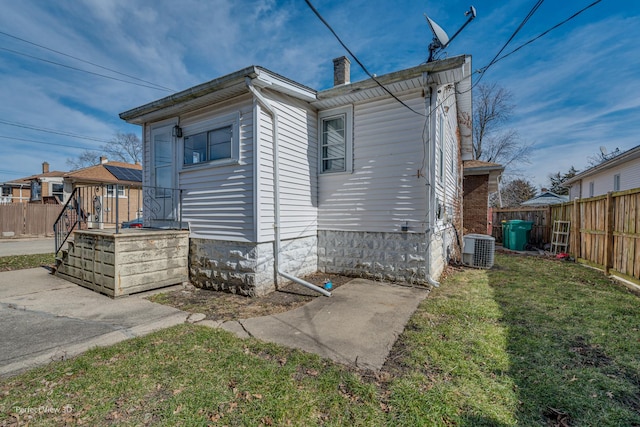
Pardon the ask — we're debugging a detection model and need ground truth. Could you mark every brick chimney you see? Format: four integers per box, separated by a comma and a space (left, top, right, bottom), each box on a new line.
333, 56, 351, 86
100, 156, 108, 164
42, 162, 49, 173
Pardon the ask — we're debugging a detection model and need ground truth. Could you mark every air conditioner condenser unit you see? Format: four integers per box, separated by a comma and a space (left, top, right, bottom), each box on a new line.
462, 234, 495, 269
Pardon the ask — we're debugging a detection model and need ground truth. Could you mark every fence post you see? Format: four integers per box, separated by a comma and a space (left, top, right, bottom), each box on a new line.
604, 192, 614, 274
571, 198, 579, 258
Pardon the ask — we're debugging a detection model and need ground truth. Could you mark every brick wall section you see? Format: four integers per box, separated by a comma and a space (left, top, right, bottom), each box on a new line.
463, 174, 489, 234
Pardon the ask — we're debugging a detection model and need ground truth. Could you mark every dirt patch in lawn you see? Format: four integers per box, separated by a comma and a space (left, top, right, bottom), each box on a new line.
148, 273, 354, 322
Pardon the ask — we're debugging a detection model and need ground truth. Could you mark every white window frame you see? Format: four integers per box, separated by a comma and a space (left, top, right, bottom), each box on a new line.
181, 112, 240, 170
613, 174, 620, 192
589, 181, 595, 197
318, 105, 353, 174
106, 184, 126, 198
51, 183, 64, 202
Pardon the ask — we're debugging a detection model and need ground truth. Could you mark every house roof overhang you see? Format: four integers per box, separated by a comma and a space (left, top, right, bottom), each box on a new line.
119, 66, 317, 125
564, 144, 640, 186
463, 160, 504, 193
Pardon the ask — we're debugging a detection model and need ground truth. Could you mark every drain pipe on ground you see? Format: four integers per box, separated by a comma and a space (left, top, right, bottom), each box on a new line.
424, 84, 440, 288
246, 78, 331, 297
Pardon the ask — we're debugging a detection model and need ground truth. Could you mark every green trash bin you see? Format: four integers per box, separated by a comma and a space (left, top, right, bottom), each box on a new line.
501, 220, 510, 248
507, 220, 533, 250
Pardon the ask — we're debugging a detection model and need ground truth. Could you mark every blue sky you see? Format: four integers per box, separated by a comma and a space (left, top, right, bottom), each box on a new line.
0, 0, 638, 189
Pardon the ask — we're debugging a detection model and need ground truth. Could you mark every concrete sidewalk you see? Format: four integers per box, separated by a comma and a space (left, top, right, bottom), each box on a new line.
0, 237, 56, 256
221, 279, 430, 371
0, 268, 189, 377
1, 268, 429, 377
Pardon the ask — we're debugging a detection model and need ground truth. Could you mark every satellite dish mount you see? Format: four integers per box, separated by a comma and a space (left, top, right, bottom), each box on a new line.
426, 6, 476, 62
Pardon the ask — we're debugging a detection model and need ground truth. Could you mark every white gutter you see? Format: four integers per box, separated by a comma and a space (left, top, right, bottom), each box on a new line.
424, 84, 440, 288
246, 78, 331, 297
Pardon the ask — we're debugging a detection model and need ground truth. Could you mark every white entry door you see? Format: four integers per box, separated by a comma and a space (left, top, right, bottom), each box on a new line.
150, 124, 176, 222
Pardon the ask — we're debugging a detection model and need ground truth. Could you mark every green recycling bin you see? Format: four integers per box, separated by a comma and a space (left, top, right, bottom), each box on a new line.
506, 220, 533, 251
501, 220, 510, 248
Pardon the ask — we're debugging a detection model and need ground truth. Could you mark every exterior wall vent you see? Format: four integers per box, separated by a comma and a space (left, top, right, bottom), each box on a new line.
462, 233, 495, 269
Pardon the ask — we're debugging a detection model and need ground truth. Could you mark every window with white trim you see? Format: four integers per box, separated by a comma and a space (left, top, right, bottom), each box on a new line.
181, 112, 240, 168
52, 183, 64, 202
613, 174, 620, 192
106, 185, 125, 198
184, 125, 233, 165
589, 181, 594, 197
319, 106, 353, 174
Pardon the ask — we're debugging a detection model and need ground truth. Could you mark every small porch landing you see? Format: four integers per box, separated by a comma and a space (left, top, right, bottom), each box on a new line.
55, 229, 189, 298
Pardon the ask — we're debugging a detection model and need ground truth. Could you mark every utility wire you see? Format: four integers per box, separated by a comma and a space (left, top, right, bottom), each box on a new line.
0, 135, 92, 150
472, 0, 545, 88
0, 46, 172, 92
304, 0, 426, 117
492, 0, 603, 66
0, 119, 111, 143
0, 30, 175, 91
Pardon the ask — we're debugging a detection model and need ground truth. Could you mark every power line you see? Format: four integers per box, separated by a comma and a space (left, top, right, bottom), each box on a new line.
0, 119, 110, 143
0, 46, 173, 92
304, 0, 426, 117
0, 30, 175, 91
492, 0, 603, 66
0, 135, 92, 150
472, 0, 545, 88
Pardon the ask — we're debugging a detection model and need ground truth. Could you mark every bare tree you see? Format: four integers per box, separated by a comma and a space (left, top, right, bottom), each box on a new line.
473, 83, 532, 170
66, 132, 142, 170
66, 149, 101, 170
104, 132, 142, 164
492, 178, 537, 207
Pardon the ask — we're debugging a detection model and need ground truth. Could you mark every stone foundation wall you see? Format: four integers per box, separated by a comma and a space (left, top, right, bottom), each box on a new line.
189, 235, 317, 296
318, 230, 429, 284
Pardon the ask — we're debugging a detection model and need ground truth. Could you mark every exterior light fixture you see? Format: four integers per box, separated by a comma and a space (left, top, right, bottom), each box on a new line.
173, 125, 183, 138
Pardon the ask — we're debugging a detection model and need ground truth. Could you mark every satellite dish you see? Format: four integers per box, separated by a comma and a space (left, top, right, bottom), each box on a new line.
426, 16, 449, 48
600, 146, 607, 155
426, 6, 477, 62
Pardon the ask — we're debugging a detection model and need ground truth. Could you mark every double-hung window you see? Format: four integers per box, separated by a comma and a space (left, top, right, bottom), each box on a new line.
319, 106, 353, 174
106, 185, 125, 198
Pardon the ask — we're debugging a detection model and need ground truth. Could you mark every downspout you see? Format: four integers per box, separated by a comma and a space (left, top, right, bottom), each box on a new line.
425, 83, 440, 288
246, 78, 331, 297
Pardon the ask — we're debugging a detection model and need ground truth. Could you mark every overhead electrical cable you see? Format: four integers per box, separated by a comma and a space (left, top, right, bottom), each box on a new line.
472, 0, 545, 88
0, 46, 172, 92
304, 0, 426, 117
0, 30, 175, 91
0, 119, 110, 143
492, 0, 603, 66
0, 135, 92, 150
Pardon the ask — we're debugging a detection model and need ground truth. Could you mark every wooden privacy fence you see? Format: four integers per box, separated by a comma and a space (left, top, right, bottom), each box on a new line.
551, 188, 640, 285
490, 188, 640, 285
490, 207, 550, 246
0, 204, 63, 237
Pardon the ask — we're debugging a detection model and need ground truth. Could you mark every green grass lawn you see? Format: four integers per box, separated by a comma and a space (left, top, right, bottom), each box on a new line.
1, 253, 638, 426
0, 253, 54, 272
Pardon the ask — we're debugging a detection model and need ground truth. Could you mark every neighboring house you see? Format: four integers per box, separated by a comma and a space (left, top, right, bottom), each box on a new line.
521, 190, 569, 206
1, 180, 30, 204
462, 160, 503, 235
4, 162, 67, 204
565, 144, 640, 199
120, 55, 473, 296
63, 157, 143, 224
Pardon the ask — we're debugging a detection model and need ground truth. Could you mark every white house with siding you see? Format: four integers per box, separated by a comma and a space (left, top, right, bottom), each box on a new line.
120, 55, 473, 296
564, 144, 640, 199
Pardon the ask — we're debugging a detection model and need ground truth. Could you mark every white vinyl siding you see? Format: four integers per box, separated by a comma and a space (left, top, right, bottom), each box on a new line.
318, 92, 428, 233
436, 89, 460, 227
256, 91, 318, 242
174, 95, 255, 241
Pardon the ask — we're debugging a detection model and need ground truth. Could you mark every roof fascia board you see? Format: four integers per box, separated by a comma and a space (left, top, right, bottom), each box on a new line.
315, 55, 467, 101
564, 145, 640, 185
